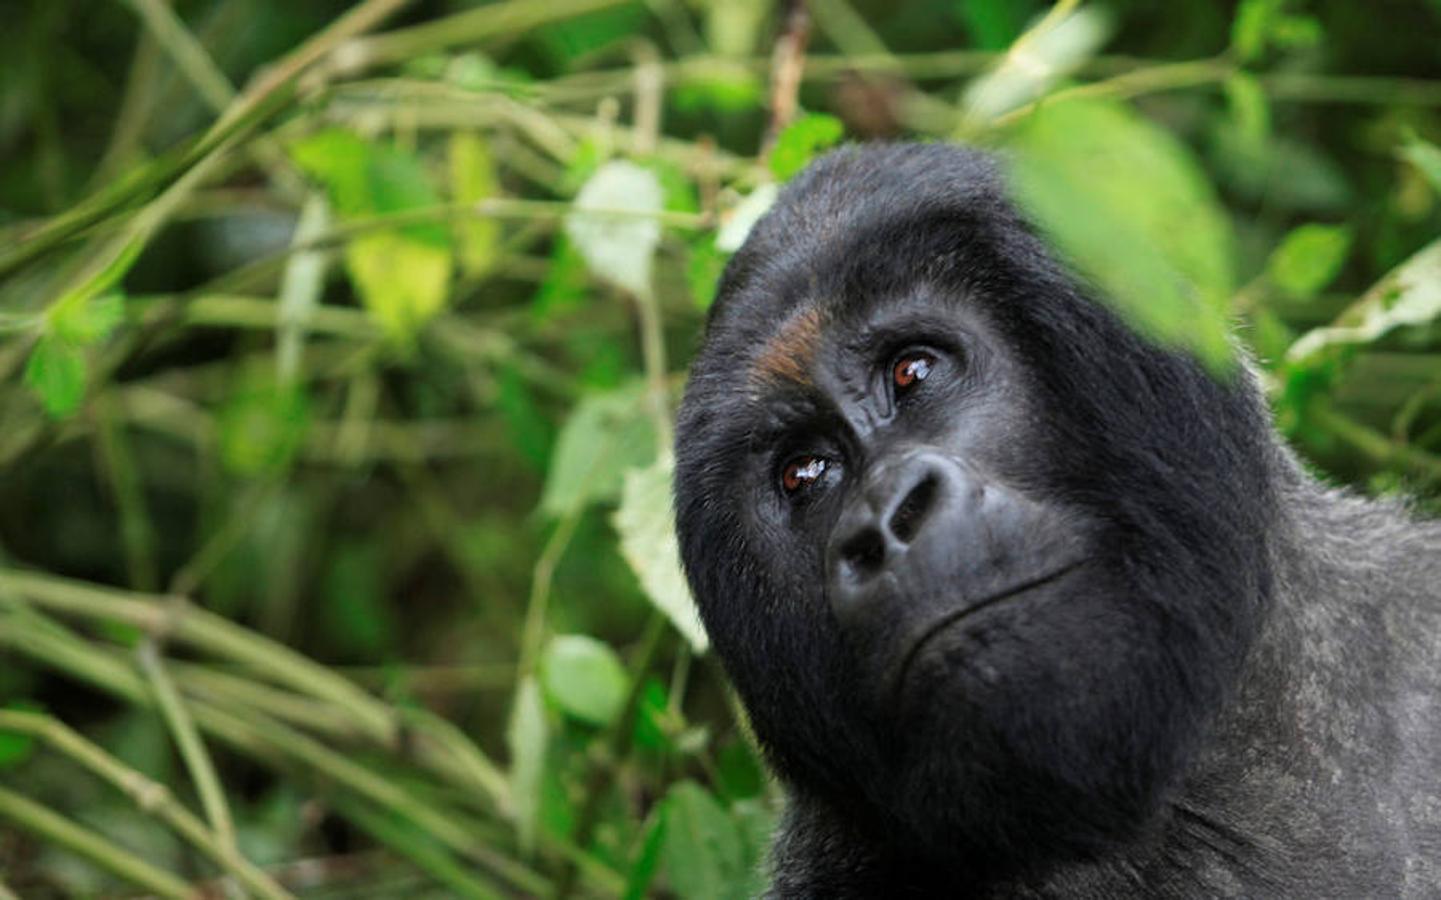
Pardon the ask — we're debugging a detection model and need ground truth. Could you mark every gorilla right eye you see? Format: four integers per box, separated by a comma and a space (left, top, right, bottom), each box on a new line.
892, 350, 937, 392
781, 456, 829, 494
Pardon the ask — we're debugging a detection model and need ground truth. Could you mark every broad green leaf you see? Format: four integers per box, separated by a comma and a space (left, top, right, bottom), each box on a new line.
291, 129, 453, 341
715, 184, 778, 254
24, 335, 86, 418
217, 370, 311, 476
1007, 98, 1236, 369
1288, 237, 1441, 361
541, 634, 627, 726
660, 781, 748, 900
1266, 223, 1353, 298
507, 676, 547, 854
449, 131, 501, 277
961, 6, 1111, 122
565, 160, 664, 297
769, 114, 845, 182
51, 292, 125, 345
624, 809, 668, 900
540, 382, 656, 517
1401, 133, 1441, 195
613, 456, 709, 653
345, 232, 452, 342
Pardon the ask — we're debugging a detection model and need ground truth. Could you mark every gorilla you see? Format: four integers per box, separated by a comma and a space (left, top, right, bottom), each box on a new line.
673, 143, 1441, 897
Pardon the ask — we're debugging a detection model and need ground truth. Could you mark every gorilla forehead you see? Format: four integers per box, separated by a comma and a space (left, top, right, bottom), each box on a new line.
705, 143, 1025, 354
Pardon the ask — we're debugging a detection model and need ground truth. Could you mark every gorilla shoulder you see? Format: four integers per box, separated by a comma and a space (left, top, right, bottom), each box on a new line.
674, 143, 1441, 897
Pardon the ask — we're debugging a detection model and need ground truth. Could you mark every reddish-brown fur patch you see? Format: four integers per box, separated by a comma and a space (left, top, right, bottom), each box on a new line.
750, 306, 824, 387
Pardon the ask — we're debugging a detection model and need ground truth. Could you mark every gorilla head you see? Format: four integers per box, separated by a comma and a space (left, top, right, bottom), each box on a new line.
674, 144, 1285, 884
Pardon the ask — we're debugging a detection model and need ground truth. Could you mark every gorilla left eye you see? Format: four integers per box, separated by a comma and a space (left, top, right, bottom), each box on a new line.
893, 351, 937, 391
781, 456, 830, 494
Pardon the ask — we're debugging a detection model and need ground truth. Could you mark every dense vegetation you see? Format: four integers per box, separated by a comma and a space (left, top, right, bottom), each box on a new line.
1, 0, 1439, 896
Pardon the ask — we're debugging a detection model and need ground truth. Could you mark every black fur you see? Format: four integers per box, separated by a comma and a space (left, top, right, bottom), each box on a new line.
674, 144, 1441, 896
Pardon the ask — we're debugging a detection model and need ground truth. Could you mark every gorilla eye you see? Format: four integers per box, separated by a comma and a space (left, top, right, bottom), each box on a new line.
893, 351, 936, 391
781, 456, 830, 494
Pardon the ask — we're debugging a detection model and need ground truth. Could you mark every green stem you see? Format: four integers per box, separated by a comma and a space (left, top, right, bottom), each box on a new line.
0, 786, 193, 900
331, 0, 631, 74
0, 710, 293, 900
138, 640, 237, 851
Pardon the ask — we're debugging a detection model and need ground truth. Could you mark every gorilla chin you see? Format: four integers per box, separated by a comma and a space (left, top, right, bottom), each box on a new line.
674, 143, 1441, 897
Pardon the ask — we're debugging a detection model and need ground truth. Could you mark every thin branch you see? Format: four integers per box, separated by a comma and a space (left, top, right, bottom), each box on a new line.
0, 786, 193, 900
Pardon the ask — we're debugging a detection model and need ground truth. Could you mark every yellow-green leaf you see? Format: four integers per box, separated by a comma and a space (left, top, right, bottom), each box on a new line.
449, 131, 502, 277
1267, 223, 1352, 299
1006, 98, 1236, 370
345, 232, 453, 343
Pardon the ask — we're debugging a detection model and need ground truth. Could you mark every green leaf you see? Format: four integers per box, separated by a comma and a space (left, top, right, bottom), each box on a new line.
24, 335, 87, 418
660, 781, 748, 900
1267, 223, 1353, 298
449, 131, 502, 277
540, 382, 656, 517
507, 676, 548, 854
769, 114, 845, 182
624, 808, 668, 900
345, 232, 453, 342
565, 160, 664, 297
217, 370, 311, 476
961, 6, 1111, 122
1401, 132, 1441, 195
1006, 98, 1236, 370
613, 456, 709, 652
51, 292, 125, 345
541, 635, 627, 726
1288, 237, 1441, 361
291, 129, 453, 341
1231, 0, 1321, 62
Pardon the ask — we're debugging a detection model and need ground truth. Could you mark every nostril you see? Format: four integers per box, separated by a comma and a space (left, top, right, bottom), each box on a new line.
839, 528, 887, 582
888, 474, 938, 544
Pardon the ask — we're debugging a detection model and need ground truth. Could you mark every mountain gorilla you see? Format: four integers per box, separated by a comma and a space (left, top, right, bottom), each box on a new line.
673, 144, 1441, 897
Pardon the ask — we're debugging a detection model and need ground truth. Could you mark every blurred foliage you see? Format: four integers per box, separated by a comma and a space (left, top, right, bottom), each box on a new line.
0, 0, 1440, 896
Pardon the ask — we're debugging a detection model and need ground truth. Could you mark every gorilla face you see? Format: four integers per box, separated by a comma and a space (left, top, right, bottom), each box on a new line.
675, 145, 1278, 871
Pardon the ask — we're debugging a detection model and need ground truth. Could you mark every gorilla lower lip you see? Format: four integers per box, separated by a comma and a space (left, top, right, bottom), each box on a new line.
890, 560, 1084, 700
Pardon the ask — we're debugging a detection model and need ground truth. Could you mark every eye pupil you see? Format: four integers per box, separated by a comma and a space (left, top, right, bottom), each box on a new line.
782, 456, 828, 493
893, 353, 935, 389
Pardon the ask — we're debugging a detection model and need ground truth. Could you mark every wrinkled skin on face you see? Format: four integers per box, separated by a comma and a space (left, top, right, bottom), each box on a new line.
673, 144, 1279, 882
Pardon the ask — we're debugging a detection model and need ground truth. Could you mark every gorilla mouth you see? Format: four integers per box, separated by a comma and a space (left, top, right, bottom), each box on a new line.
890, 560, 1086, 701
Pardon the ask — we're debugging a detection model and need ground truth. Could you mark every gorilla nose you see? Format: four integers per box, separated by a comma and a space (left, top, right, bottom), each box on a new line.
827, 452, 976, 618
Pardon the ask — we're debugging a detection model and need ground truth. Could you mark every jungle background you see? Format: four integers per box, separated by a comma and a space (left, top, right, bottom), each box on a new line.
1, 0, 1440, 896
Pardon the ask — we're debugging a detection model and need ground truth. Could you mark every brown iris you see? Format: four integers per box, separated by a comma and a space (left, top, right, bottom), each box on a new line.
893, 352, 935, 390
782, 456, 829, 493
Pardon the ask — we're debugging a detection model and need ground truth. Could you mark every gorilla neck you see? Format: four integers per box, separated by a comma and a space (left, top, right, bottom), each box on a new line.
772, 469, 1441, 897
